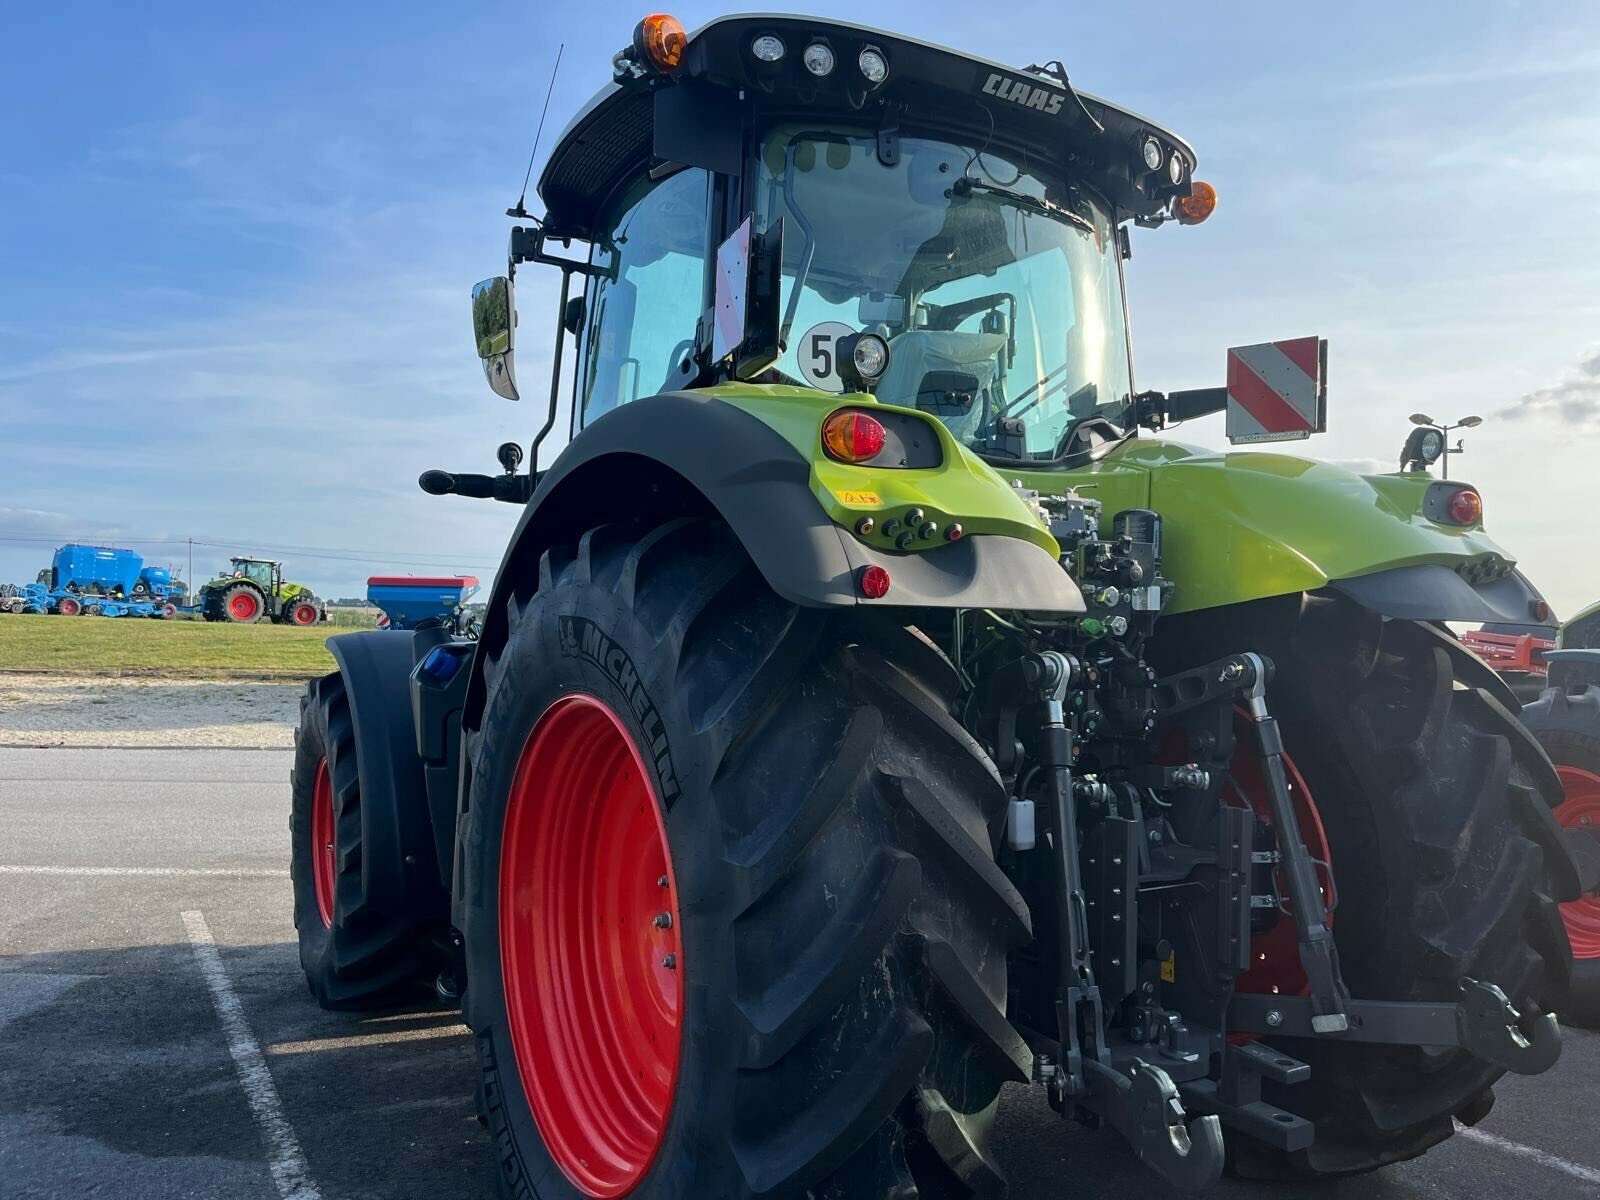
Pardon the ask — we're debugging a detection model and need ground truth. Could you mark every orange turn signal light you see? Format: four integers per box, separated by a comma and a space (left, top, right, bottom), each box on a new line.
635, 13, 688, 73
822, 410, 887, 463
1175, 180, 1217, 226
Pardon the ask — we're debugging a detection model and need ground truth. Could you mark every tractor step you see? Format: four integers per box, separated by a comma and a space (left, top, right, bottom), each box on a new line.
1182, 1041, 1314, 1152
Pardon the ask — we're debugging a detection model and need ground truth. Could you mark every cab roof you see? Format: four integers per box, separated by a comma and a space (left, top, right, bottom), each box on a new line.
537, 13, 1198, 241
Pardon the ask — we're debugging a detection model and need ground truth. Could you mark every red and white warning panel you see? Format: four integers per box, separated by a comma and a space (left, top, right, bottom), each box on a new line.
1225, 337, 1327, 445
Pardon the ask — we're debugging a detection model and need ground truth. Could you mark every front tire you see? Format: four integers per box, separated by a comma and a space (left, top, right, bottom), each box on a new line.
1519, 685, 1600, 1025
1167, 599, 1570, 1178
290, 673, 437, 1009
461, 518, 1030, 1199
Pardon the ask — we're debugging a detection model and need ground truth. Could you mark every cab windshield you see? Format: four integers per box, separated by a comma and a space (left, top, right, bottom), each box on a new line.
755, 124, 1134, 462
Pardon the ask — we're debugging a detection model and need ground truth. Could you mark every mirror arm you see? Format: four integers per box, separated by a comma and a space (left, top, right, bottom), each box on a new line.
1135, 387, 1228, 430
529, 266, 573, 472
510, 224, 603, 277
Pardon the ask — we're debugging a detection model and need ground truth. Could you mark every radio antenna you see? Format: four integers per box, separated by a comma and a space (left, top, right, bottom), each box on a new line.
508, 42, 565, 219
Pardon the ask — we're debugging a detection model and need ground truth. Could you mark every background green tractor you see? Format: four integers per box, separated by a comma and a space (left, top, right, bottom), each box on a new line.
200, 556, 323, 625
287, 14, 1580, 1199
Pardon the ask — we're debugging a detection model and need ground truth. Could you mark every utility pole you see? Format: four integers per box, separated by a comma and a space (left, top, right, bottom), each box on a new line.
187, 538, 193, 595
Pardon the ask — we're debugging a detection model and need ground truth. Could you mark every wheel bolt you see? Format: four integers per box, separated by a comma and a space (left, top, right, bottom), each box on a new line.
657, 875, 669, 888
661, 954, 677, 970
1266, 1009, 1284, 1028
653, 913, 673, 929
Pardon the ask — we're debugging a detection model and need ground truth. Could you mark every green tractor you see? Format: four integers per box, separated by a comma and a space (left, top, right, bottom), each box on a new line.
200, 556, 323, 625
289, 15, 1581, 1197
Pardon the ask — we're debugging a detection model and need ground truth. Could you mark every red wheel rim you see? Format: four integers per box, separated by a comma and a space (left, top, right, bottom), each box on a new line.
229, 591, 259, 621
500, 693, 682, 1198
292, 604, 316, 626
311, 757, 336, 928
59, 598, 80, 616
1555, 765, 1600, 960
1224, 712, 1333, 999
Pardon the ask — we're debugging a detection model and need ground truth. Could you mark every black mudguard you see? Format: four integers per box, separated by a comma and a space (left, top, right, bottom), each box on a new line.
326, 631, 446, 917
1329, 563, 1547, 626
464, 391, 1082, 730
1547, 649, 1600, 691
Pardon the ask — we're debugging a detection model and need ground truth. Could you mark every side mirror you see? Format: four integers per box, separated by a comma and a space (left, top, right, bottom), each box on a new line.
471, 276, 519, 401
1224, 336, 1326, 445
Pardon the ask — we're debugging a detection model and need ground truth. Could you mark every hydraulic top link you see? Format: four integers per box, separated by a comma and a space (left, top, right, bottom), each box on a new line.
1157, 652, 1351, 1033
1026, 651, 1107, 1094
1233, 653, 1350, 1033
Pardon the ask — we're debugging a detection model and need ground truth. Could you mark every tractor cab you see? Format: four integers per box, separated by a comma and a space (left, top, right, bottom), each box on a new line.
231, 557, 281, 593
456, 14, 1229, 493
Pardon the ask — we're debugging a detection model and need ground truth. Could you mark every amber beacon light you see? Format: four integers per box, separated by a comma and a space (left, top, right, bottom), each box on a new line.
634, 13, 688, 72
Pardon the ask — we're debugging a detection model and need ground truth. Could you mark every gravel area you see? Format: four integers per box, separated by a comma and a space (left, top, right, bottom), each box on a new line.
0, 674, 303, 748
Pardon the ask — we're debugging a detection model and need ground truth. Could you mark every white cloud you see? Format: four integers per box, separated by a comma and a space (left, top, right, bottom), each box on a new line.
1497, 346, 1600, 431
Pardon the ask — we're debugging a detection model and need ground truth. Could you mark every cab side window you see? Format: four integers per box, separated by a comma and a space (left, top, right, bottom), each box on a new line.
579, 167, 709, 426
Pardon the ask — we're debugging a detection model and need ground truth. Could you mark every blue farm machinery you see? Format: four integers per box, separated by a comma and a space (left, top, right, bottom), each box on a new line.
10, 544, 181, 618
366, 575, 479, 634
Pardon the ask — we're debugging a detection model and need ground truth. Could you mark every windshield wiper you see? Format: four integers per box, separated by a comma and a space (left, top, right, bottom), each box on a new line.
950, 176, 1094, 237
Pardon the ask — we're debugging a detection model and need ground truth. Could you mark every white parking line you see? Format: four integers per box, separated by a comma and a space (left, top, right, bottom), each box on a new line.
182, 910, 320, 1200
1457, 1123, 1600, 1188
1, 865, 289, 878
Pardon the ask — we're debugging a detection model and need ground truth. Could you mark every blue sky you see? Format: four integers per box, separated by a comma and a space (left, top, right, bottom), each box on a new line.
2, 2, 1597, 611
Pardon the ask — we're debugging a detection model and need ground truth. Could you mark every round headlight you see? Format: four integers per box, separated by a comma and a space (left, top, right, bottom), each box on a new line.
803, 42, 835, 76
1167, 152, 1184, 185
852, 333, 889, 379
1419, 428, 1445, 463
858, 46, 888, 84
751, 33, 785, 63
1142, 137, 1163, 172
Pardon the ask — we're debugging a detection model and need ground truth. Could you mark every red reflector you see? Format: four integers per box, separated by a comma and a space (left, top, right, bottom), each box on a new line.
1447, 488, 1483, 525
822, 410, 887, 463
858, 565, 891, 599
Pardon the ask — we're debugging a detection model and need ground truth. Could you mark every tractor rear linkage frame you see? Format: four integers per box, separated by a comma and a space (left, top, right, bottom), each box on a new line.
1020, 649, 1563, 1190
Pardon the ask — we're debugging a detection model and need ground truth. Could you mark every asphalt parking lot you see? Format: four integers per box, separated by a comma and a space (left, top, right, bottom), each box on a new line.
3, 746, 1598, 1200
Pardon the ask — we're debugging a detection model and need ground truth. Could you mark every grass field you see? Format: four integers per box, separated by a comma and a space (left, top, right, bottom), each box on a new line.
0, 615, 358, 676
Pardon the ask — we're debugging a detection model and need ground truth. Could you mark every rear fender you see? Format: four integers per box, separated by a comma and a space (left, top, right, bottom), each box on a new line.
326, 631, 448, 910
1546, 649, 1600, 690
464, 391, 1083, 732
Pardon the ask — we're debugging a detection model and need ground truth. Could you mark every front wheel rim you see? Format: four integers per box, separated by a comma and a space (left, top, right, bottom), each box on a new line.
310, 757, 336, 927
500, 693, 683, 1198
1555, 765, 1600, 960
229, 592, 258, 621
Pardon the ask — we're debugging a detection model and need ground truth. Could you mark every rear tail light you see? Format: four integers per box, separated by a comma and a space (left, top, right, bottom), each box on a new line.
822, 410, 887, 463
1446, 487, 1483, 525
857, 565, 891, 599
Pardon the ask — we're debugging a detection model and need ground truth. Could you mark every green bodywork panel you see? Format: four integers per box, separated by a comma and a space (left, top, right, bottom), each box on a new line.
699, 383, 1058, 556
1014, 441, 1512, 615
698, 384, 1516, 616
